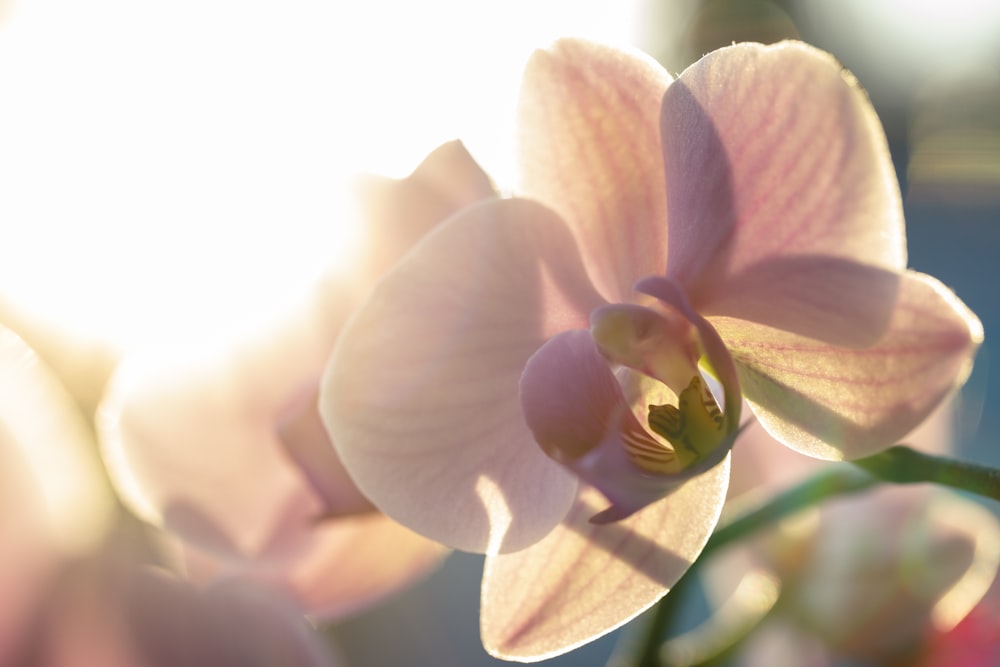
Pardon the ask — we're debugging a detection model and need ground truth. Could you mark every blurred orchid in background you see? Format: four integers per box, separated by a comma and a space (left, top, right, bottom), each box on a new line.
320, 38, 982, 659
696, 407, 1000, 666
0, 326, 336, 667
915, 576, 1000, 667
0, 326, 116, 664
95, 141, 497, 621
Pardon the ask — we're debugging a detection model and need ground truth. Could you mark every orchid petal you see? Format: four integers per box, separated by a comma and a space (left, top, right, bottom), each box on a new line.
354, 140, 497, 286
127, 569, 338, 667
98, 307, 338, 558
0, 328, 118, 663
104, 339, 449, 622
712, 271, 982, 459
699, 255, 901, 348
0, 297, 119, 418
662, 41, 906, 317
0, 328, 114, 556
184, 512, 448, 621
519, 329, 626, 462
321, 198, 606, 554
277, 389, 375, 518
480, 461, 729, 661
518, 38, 672, 302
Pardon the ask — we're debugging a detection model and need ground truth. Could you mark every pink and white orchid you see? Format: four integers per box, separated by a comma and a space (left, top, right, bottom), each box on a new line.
97, 141, 494, 620
320, 39, 982, 659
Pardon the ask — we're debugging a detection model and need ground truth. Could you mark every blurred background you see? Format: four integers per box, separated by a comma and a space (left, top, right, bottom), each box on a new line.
0, 0, 998, 665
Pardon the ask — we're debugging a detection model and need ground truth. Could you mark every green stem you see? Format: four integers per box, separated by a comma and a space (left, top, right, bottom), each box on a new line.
852, 445, 1000, 501
619, 466, 876, 667
705, 465, 878, 554
623, 446, 1000, 666
607, 562, 696, 667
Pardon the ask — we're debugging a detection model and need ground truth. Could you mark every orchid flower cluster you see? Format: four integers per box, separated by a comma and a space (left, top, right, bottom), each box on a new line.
3, 37, 986, 666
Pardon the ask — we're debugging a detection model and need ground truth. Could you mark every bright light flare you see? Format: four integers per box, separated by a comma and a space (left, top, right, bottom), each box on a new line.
0, 0, 641, 349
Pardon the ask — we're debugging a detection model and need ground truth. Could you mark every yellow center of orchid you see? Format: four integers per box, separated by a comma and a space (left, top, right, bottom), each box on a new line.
619, 375, 727, 474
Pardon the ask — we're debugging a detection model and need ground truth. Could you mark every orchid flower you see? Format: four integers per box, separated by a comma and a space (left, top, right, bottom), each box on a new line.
97, 141, 494, 619
0, 326, 336, 667
320, 38, 982, 660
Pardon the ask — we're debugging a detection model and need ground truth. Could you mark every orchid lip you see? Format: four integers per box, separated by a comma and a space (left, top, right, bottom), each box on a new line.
520, 297, 742, 524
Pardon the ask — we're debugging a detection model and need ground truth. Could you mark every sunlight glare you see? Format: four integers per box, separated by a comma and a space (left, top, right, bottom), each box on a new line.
0, 0, 640, 349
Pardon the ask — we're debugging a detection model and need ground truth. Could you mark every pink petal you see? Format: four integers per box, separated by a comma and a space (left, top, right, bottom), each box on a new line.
0, 328, 114, 556
728, 399, 956, 502
712, 271, 982, 459
662, 42, 907, 319
98, 301, 339, 559
0, 296, 119, 418
321, 198, 606, 554
126, 569, 339, 667
0, 328, 117, 663
102, 326, 448, 621
353, 140, 497, 287
698, 255, 901, 348
517, 39, 672, 303
277, 387, 375, 518
184, 513, 448, 621
519, 329, 626, 462
480, 461, 730, 661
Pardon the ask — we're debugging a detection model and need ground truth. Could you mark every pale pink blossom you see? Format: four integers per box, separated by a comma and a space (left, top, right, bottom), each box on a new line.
97, 141, 493, 619
0, 326, 336, 667
320, 40, 981, 659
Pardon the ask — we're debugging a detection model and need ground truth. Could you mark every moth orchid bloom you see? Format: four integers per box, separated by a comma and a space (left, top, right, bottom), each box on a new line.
321, 39, 981, 659
97, 142, 494, 620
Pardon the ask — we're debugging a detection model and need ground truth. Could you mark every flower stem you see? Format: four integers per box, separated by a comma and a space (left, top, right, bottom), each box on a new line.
851, 445, 1000, 501
621, 446, 1000, 666
705, 464, 877, 554
616, 465, 876, 667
